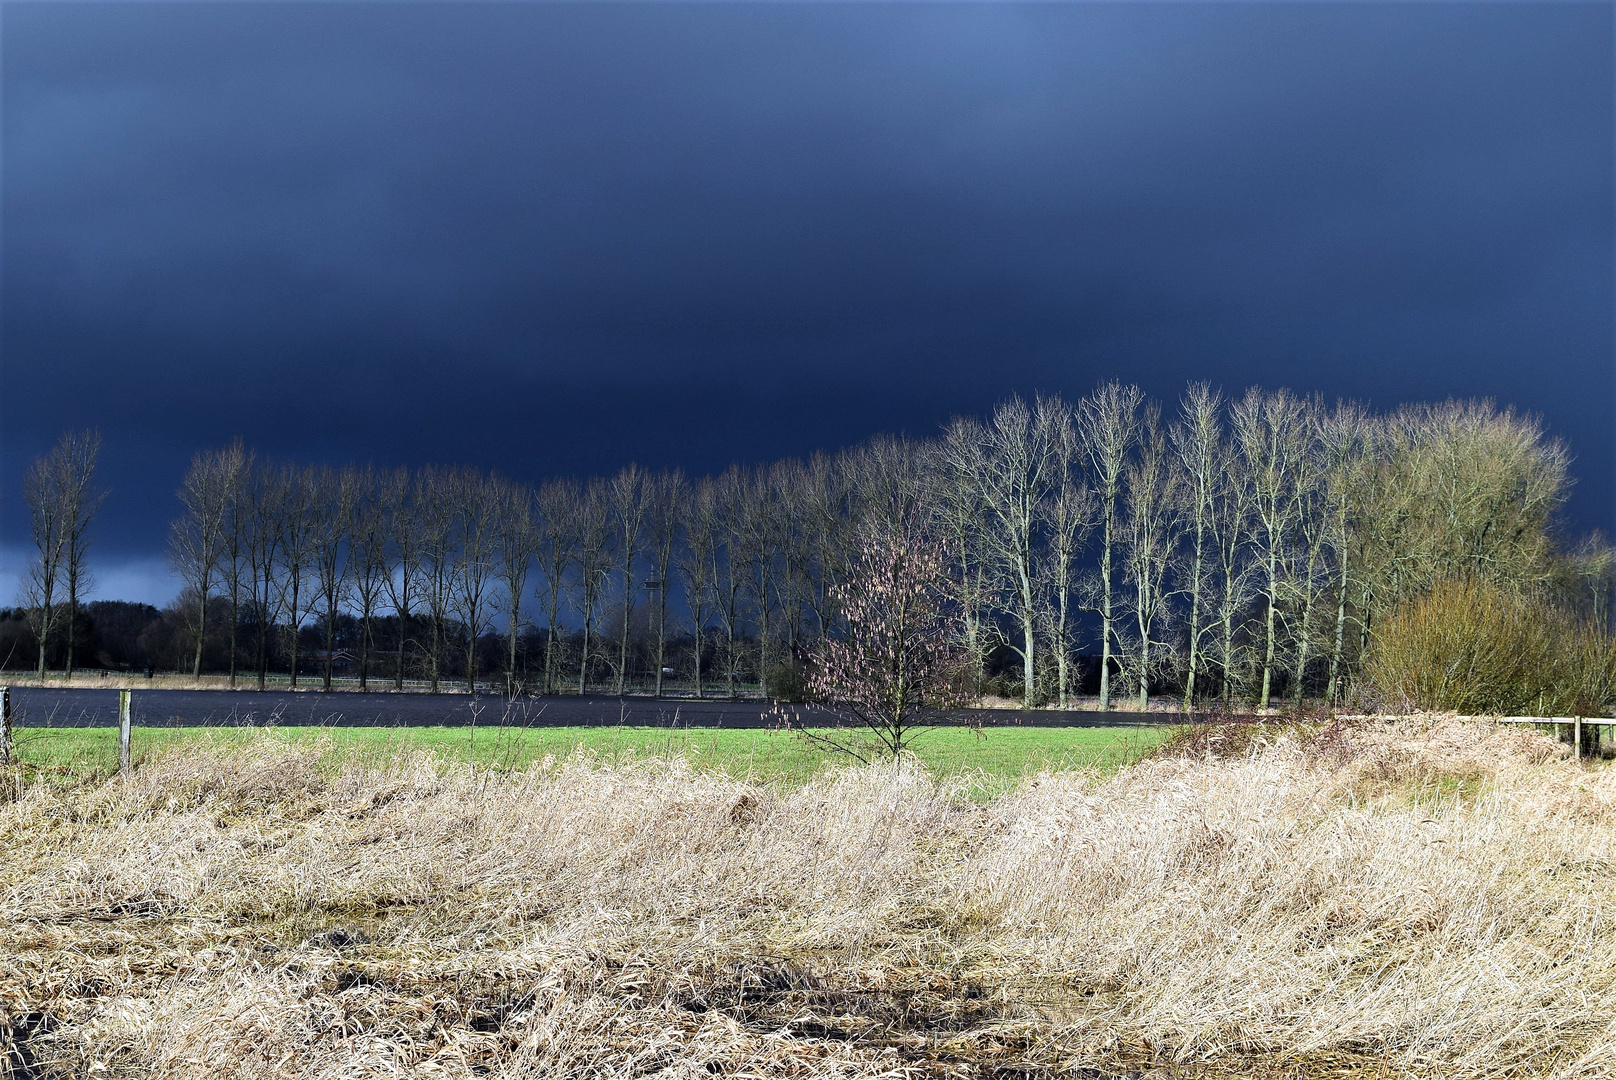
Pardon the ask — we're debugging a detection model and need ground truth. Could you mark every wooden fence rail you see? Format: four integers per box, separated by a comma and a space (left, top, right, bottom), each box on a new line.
1474, 715, 1613, 759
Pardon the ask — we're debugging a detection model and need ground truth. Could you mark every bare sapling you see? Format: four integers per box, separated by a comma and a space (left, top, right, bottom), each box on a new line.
798, 511, 976, 761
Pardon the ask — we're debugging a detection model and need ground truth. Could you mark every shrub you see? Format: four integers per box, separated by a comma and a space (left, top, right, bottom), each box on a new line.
1363, 577, 1616, 716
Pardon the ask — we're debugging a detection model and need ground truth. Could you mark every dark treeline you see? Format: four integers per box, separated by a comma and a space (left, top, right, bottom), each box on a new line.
19, 384, 1614, 706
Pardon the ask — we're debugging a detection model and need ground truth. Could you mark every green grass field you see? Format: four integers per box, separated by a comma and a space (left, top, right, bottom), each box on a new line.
10, 722, 1170, 792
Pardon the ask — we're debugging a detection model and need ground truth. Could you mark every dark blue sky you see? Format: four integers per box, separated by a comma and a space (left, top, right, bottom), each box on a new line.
2, 2, 1612, 602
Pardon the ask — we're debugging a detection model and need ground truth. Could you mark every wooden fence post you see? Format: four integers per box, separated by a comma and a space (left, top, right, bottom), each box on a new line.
1, 686, 12, 767
1573, 716, 1582, 761
119, 689, 133, 774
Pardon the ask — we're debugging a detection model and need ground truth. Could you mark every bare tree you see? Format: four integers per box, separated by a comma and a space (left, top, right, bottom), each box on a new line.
609, 464, 650, 695
1171, 384, 1222, 707
1038, 406, 1094, 708
1077, 383, 1143, 710
172, 447, 236, 677
58, 431, 106, 682
416, 467, 459, 693
21, 448, 68, 679
711, 467, 749, 698
645, 469, 686, 697
492, 477, 540, 696
1379, 400, 1569, 610
450, 469, 497, 694
379, 467, 423, 691
311, 465, 358, 691
1319, 402, 1369, 702
245, 463, 287, 689
1208, 446, 1260, 705
1118, 403, 1182, 710
933, 443, 994, 694
1232, 387, 1311, 709
1283, 397, 1331, 706
799, 452, 849, 640
347, 466, 390, 691
943, 396, 1062, 708
276, 466, 321, 690
677, 476, 722, 699
218, 442, 255, 688
733, 465, 781, 695
534, 478, 580, 695
571, 478, 616, 695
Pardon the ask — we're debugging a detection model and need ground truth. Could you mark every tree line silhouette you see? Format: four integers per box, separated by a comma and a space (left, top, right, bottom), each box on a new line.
20, 384, 1611, 706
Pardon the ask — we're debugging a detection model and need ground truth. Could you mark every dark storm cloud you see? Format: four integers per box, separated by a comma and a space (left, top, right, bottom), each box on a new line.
2, 2, 1611, 584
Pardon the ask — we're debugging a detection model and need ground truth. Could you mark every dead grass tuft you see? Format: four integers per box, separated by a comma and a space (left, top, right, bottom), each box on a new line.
1, 720, 1611, 1077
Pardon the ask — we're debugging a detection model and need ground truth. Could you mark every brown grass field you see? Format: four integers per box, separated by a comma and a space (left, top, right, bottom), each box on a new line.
1, 716, 1612, 1079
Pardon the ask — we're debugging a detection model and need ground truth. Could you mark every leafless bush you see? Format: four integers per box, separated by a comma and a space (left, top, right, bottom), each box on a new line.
1364, 577, 1616, 716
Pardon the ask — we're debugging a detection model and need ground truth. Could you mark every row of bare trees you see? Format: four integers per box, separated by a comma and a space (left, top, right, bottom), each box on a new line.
943, 386, 1602, 709
20, 384, 1594, 705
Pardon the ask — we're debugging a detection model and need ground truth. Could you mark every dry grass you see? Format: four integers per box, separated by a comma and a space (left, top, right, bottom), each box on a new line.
1, 717, 1612, 1078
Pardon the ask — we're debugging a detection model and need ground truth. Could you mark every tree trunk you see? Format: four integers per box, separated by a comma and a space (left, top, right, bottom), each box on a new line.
1326, 578, 1348, 702
396, 611, 409, 691
289, 577, 302, 690
544, 621, 556, 695
192, 580, 209, 679
1183, 523, 1205, 709
360, 609, 371, 691
506, 598, 520, 697
1099, 528, 1113, 710
1260, 551, 1278, 709
1056, 586, 1070, 709
65, 578, 78, 682
323, 603, 335, 691
654, 592, 666, 697
228, 587, 239, 689
1292, 592, 1314, 707
1136, 575, 1150, 712
1019, 567, 1036, 709
617, 577, 633, 696
1221, 611, 1236, 706
578, 618, 590, 695
693, 623, 704, 700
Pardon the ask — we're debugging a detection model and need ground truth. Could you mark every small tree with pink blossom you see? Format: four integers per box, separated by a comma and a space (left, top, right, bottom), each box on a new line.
796, 514, 979, 761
